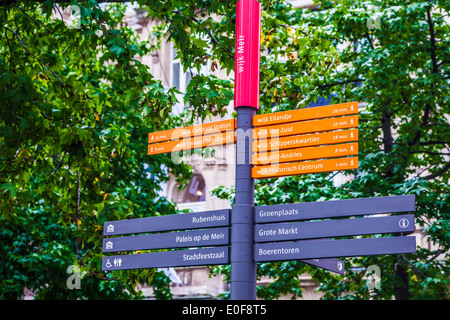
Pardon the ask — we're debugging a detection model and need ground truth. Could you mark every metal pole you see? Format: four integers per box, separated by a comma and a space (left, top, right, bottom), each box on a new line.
231, 107, 256, 300
230, 0, 261, 300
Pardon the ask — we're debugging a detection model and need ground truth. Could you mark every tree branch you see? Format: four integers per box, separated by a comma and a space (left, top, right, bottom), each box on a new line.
36, 144, 65, 175
381, 104, 395, 178
3, 26, 64, 86
173, 9, 234, 60
365, 32, 375, 50
14, 3, 52, 34
411, 150, 450, 156
318, 78, 365, 89
76, 170, 81, 215
278, 23, 311, 38
420, 161, 450, 180
394, 140, 450, 146
427, 249, 444, 262
4, 27, 16, 72
426, 8, 439, 75
72, 170, 108, 280
400, 255, 424, 279
409, 8, 439, 147
437, 59, 450, 69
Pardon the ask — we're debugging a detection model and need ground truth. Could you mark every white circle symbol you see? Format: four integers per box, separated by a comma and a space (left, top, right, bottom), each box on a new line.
399, 218, 409, 229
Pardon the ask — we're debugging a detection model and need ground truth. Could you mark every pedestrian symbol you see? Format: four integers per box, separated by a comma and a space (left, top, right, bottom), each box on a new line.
114, 258, 122, 267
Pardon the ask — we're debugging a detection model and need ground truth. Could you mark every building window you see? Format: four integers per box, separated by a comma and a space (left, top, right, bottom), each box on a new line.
170, 43, 194, 93
170, 172, 207, 212
170, 43, 197, 115
182, 173, 206, 203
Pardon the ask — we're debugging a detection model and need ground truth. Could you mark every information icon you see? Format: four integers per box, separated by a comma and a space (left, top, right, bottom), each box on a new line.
399, 218, 410, 229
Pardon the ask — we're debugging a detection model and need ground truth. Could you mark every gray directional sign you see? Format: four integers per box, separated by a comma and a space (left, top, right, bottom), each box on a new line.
104, 209, 230, 236
301, 258, 345, 275
255, 214, 414, 243
102, 247, 229, 271
255, 236, 416, 262
103, 227, 229, 253
255, 195, 415, 224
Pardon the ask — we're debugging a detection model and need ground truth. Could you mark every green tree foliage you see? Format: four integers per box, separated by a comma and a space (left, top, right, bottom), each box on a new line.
0, 0, 192, 299
308, 0, 450, 300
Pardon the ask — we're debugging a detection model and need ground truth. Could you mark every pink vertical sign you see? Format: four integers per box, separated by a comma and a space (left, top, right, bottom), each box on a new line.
234, 0, 261, 109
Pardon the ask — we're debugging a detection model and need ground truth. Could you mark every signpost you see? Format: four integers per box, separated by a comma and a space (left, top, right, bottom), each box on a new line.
255, 237, 416, 262
252, 101, 358, 126
103, 247, 229, 271
252, 115, 359, 140
255, 214, 415, 243
251, 195, 416, 278
251, 106, 359, 179
103, 227, 229, 252
148, 127, 235, 156
254, 194, 415, 223
301, 258, 345, 275
252, 156, 358, 179
101, 0, 418, 301
252, 142, 358, 165
252, 129, 358, 152
104, 209, 230, 236
102, 209, 231, 271
148, 118, 235, 144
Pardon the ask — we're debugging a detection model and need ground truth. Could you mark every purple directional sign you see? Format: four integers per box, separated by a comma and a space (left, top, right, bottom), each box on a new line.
102, 247, 229, 271
255, 195, 415, 224
104, 209, 230, 236
255, 236, 416, 262
255, 214, 415, 243
103, 227, 229, 253
301, 258, 345, 275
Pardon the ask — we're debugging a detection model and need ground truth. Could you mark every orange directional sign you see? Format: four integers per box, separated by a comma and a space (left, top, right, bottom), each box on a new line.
252, 129, 358, 152
252, 156, 358, 179
253, 101, 358, 127
148, 119, 235, 144
148, 130, 235, 155
252, 142, 358, 165
253, 115, 358, 140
